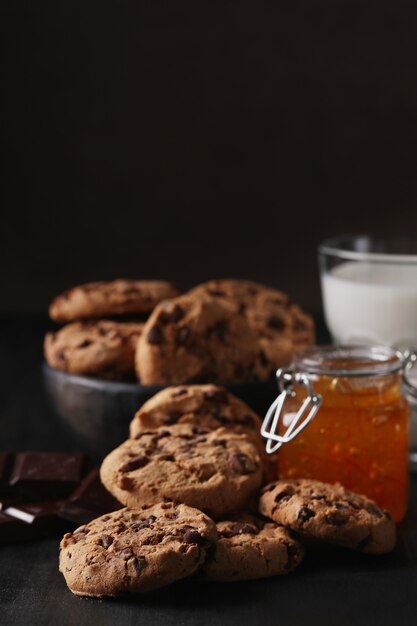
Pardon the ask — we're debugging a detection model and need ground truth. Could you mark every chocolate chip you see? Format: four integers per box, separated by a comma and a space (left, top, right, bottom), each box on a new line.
274, 489, 294, 504
192, 427, 209, 435
238, 302, 247, 314
215, 414, 230, 425
297, 506, 316, 522
311, 494, 327, 501
334, 502, 349, 511
119, 455, 148, 472
100, 534, 114, 549
143, 533, 164, 545
171, 388, 187, 397
325, 510, 348, 526
213, 439, 227, 447
268, 315, 285, 331
208, 320, 228, 343
158, 453, 175, 461
229, 453, 255, 474
159, 305, 184, 324
147, 325, 164, 345
365, 503, 383, 518
231, 522, 258, 536
77, 339, 93, 349
356, 535, 371, 551
208, 289, 226, 297
97, 326, 109, 336
293, 318, 308, 332
183, 529, 204, 545
194, 437, 207, 444
132, 519, 152, 531
154, 430, 171, 440
176, 326, 191, 345
164, 410, 183, 425
131, 556, 147, 574
203, 389, 229, 404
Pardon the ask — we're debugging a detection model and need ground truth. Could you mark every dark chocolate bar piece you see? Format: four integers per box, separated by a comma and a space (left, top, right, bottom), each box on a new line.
59, 469, 122, 525
0, 501, 66, 544
1, 452, 89, 501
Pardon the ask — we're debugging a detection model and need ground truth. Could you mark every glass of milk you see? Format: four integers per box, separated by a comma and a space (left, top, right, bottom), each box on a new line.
319, 235, 417, 349
319, 234, 417, 465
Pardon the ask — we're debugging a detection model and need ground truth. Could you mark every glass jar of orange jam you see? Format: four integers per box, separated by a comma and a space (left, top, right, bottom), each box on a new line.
262, 346, 413, 522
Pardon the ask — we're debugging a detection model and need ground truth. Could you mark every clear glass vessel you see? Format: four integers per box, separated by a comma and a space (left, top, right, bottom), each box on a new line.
262, 345, 411, 521
318, 235, 417, 349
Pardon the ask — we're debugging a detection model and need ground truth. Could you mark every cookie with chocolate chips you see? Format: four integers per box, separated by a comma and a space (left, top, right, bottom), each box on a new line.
135, 295, 262, 385
259, 479, 396, 554
100, 425, 263, 518
59, 503, 217, 597
189, 279, 315, 377
44, 320, 144, 380
202, 512, 303, 581
129, 384, 276, 481
49, 279, 178, 322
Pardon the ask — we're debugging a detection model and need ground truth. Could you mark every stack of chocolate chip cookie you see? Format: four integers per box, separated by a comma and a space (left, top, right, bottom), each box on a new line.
59, 386, 396, 598
45, 278, 315, 383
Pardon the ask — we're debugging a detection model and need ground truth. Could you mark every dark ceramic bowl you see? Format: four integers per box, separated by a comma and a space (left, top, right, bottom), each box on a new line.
43, 364, 278, 460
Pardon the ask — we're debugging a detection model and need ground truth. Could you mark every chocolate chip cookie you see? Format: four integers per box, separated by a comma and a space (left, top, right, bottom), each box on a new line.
189, 279, 315, 376
59, 503, 217, 596
259, 479, 396, 554
44, 320, 144, 379
135, 295, 262, 385
129, 384, 276, 481
100, 425, 263, 518
202, 512, 303, 581
49, 279, 178, 322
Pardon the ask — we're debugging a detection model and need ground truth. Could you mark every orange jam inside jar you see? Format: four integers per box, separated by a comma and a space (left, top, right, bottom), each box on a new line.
274, 346, 410, 522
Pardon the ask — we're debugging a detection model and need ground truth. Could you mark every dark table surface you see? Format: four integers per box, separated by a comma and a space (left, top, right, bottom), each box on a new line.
1, 320, 416, 626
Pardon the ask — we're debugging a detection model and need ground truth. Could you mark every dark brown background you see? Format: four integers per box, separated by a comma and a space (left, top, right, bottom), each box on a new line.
3, 0, 417, 317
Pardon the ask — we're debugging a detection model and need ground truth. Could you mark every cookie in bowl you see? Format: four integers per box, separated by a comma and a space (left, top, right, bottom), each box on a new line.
189, 279, 315, 377
135, 295, 264, 385
49, 279, 178, 322
44, 320, 144, 380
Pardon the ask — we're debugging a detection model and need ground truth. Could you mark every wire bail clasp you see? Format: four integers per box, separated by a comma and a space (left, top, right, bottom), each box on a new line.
261, 368, 322, 454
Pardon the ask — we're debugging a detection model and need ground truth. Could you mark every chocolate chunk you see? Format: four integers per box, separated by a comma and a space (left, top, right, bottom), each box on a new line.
0, 501, 66, 544
213, 439, 227, 447
311, 494, 327, 501
158, 454, 175, 461
231, 522, 258, 536
228, 453, 255, 475
325, 510, 348, 526
268, 315, 285, 331
7, 452, 87, 500
208, 289, 226, 297
183, 529, 204, 545
203, 389, 229, 404
164, 410, 183, 425
297, 506, 315, 522
119, 456, 148, 472
59, 469, 122, 525
132, 515, 156, 531
147, 325, 164, 345
192, 427, 209, 435
131, 556, 147, 574
100, 534, 114, 549
208, 320, 229, 342
175, 326, 191, 346
274, 489, 294, 504
77, 339, 93, 349
365, 503, 383, 518
171, 388, 187, 397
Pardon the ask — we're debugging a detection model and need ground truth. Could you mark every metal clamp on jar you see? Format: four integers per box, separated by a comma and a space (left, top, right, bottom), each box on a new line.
261, 346, 417, 522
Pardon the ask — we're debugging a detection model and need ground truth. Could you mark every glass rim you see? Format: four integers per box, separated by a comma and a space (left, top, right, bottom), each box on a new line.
319, 234, 417, 264
293, 344, 404, 377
